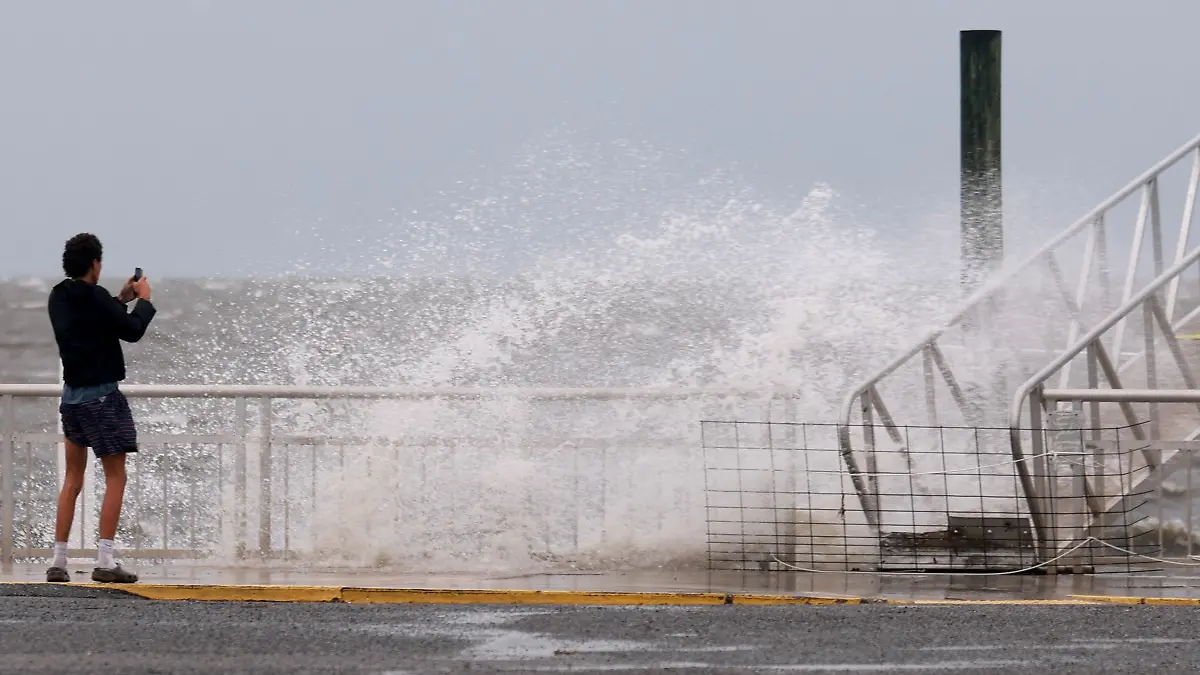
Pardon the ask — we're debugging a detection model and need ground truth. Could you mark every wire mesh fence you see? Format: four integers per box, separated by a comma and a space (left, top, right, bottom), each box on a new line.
703, 418, 1186, 574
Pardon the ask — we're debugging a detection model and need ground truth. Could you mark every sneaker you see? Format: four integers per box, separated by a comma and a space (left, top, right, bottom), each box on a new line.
91, 565, 138, 584
46, 567, 70, 583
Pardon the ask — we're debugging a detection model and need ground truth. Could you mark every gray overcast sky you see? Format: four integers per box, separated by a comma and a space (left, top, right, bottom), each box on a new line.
2, 0, 1198, 279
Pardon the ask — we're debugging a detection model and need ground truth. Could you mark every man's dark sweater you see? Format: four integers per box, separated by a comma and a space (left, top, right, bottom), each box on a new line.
47, 279, 157, 388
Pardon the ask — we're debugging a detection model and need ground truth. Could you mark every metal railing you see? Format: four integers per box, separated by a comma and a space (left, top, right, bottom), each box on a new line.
1037, 389, 1200, 562
1009, 243, 1200, 553
838, 132, 1200, 535
1, 384, 795, 565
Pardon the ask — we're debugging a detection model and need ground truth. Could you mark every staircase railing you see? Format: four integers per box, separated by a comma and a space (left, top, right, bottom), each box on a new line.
838, 132, 1200, 533
1010, 241, 1200, 555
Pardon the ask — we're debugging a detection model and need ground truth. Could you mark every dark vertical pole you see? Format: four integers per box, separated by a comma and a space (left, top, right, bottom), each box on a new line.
960, 30, 1003, 292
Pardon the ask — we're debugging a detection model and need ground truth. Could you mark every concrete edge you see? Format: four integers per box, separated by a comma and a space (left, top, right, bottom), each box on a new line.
2, 582, 862, 604
1068, 594, 1200, 606
0, 582, 1165, 605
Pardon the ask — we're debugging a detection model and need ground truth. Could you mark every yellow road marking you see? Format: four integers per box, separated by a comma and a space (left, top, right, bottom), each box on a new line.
731, 594, 867, 605
1069, 594, 1200, 605
339, 588, 732, 605
4, 581, 1194, 606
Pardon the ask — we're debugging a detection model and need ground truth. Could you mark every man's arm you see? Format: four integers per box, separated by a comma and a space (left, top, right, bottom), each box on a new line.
115, 277, 137, 304
95, 286, 156, 343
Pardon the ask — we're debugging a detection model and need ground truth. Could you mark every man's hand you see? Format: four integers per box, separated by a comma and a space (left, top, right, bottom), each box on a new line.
117, 277, 138, 303
134, 276, 152, 302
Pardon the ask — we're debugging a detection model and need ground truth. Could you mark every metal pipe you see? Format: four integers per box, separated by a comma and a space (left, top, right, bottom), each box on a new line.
1151, 178, 1166, 279
1, 395, 14, 564
1144, 301, 1161, 440
922, 346, 938, 426
234, 398, 247, 559
0, 384, 795, 401
1058, 227, 1099, 390
258, 398, 272, 556
1111, 182, 1154, 365
1018, 388, 1049, 554
1167, 148, 1200, 321
861, 391, 879, 523
1042, 388, 1200, 403
1096, 214, 1113, 314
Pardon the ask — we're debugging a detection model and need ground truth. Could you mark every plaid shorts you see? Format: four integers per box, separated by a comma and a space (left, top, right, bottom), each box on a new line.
59, 389, 139, 459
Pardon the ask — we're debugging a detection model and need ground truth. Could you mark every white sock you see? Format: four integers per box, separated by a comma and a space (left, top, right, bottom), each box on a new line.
97, 539, 116, 569
52, 542, 68, 569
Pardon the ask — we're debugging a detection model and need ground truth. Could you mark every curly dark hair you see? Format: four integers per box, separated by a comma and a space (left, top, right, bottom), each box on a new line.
62, 233, 103, 279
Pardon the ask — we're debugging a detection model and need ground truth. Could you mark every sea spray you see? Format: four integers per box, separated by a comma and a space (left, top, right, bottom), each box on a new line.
187, 137, 966, 570
9, 134, 973, 570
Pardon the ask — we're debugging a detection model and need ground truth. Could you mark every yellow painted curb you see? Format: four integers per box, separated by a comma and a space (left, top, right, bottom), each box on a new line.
1069, 594, 1200, 606
116, 584, 343, 603
340, 588, 731, 605
17, 581, 1156, 606
35, 583, 861, 606
731, 594, 867, 605
898, 598, 1100, 605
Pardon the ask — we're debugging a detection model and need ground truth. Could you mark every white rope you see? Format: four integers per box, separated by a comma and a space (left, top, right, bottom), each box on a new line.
769, 537, 1094, 576
1087, 537, 1200, 567
796, 451, 1061, 479
768, 535, 1200, 575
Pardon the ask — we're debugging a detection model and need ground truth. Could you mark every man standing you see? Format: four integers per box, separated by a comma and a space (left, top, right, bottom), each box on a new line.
45, 233, 155, 583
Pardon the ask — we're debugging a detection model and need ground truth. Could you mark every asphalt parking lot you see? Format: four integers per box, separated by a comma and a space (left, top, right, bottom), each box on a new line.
2, 593, 1199, 674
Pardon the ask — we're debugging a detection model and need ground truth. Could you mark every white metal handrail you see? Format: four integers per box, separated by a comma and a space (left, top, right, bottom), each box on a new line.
1, 385, 793, 564
841, 130, 1200, 425
1006, 240, 1200, 551
1043, 388, 1200, 403
0, 384, 794, 400
836, 131, 1200, 532
1008, 243, 1200, 423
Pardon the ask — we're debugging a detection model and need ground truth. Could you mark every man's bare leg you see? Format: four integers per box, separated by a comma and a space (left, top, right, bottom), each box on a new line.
92, 452, 135, 580
54, 439, 88, 542
98, 453, 126, 542
47, 439, 88, 580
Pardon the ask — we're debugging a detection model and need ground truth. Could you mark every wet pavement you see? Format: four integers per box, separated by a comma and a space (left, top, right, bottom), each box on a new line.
3, 597, 1200, 674
7, 562, 1200, 602
6, 564, 1200, 672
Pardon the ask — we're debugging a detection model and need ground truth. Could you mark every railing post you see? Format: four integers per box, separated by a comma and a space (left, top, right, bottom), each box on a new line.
258, 398, 272, 557
1143, 300, 1161, 441
1047, 408, 1086, 567
1, 395, 14, 565
861, 391, 880, 524
234, 397, 247, 559
1188, 443, 1195, 560
1085, 342, 1106, 517
1027, 387, 1049, 556
776, 394, 799, 569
